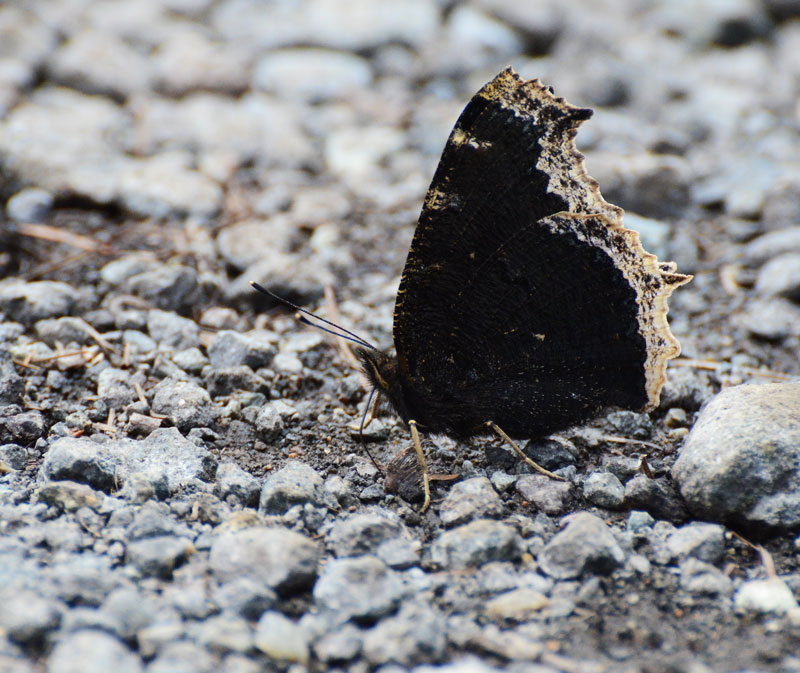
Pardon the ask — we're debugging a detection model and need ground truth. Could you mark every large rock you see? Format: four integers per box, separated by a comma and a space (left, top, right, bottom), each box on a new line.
672, 383, 800, 531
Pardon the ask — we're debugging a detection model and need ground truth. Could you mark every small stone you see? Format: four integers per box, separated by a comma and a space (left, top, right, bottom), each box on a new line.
0, 279, 77, 325
0, 442, 27, 470
100, 588, 161, 641
209, 526, 320, 595
362, 603, 447, 667
253, 611, 310, 663
151, 378, 216, 431
34, 316, 95, 345
0, 590, 61, 645
624, 474, 688, 522
538, 513, 625, 580
679, 559, 734, 596
582, 471, 625, 509
125, 265, 200, 314
97, 367, 136, 408
515, 474, 575, 515
737, 297, 800, 340
146, 309, 200, 350
1, 410, 45, 445
215, 462, 261, 507
328, 507, 417, 567
745, 226, 800, 264
146, 641, 215, 673
211, 577, 276, 620
258, 459, 336, 514
47, 630, 143, 673
313, 556, 403, 622
5, 186, 54, 222
194, 614, 253, 654
35, 481, 102, 512
627, 510, 655, 533
755, 253, 800, 301
40, 436, 117, 492
125, 536, 194, 579
172, 347, 208, 374
438, 477, 504, 527
666, 522, 726, 564
430, 519, 524, 570
254, 400, 297, 442
735, 578, 799, 614
207, 330, 276, 369
484, 588, 549, 621
253, 48, 372, 100
313, 623, 363, 663
673, 383, 800, 530
109, 427, 215, 496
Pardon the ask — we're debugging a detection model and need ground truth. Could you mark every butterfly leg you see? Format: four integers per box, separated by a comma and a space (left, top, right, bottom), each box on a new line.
408, 419, 431, 513
485, 421, 565, 481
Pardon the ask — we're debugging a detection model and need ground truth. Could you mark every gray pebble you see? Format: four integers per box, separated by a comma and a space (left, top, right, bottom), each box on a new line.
666, 522, 726, 564
253, 48, 372, 100
313, 555, 403, 622
0, 355, 24, 405
327, 507, 418, 567
40, 436, 117, 492
430, 519, 524, 570
193, 614, 253, 654
146, 310, 200, 350
679, 559, 734, 596
515, 474, 575, 515
206, 366, 268, 397
673, 383, 800, 529
214, 462, 260, 507
0, 589, 61, 646
0, 443, 27, 470
259, 459, 336, 515
1, 410, 45, 445
47, 630, 142, 673
100, 588, 160, 641
153, 30, 249, 97
0, 279, 77, 325
146, 640, 215, 673
627, 510, 655, 533
151, 378, 216, 431
34, 316, 94, 346
755, 252, 800, 301
125, 536, 194, 579
582, 471, 625, 509
538, 513, 625, 580
172, 347, 208, 374
100, 253, 160, 286
113, 427, 216, 495
211, 577, 276, 620
735, 577, 799, 615
313, 622, 363, 662
362, 603, 447, 667
216, 217, 298, 270
125, 266, 200, 314
624, 474, 687, 522
5, 187, 54, 222
97, 367, 136, 408
439, 477, 504, 527
745, 226, 800, 264
253, 611, 309, 663
207, 330, 276, 370
209, 526, 320, 594
736, 297, 800, 340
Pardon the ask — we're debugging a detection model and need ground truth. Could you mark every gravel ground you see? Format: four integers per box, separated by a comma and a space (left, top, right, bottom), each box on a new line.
2, 1, 800, 672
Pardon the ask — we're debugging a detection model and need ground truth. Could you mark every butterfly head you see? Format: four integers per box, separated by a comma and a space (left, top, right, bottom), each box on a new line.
354, 346, 411, 424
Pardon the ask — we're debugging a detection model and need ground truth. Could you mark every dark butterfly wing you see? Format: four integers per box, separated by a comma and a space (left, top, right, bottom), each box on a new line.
392, 68, 689, 438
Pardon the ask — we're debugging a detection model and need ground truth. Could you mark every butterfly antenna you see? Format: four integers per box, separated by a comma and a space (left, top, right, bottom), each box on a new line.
250, 281, 376, 350
359, 389, 385, 478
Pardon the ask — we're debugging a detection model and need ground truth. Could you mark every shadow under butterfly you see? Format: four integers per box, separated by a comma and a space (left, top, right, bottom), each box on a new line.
253, 67, 691, 512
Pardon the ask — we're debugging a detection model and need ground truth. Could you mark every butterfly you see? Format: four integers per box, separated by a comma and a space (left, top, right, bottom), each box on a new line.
255, 67, 691, 511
